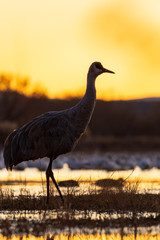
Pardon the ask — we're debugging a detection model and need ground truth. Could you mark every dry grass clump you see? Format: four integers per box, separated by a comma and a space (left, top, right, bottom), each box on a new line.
58, 180, 79, 187
95, 178, 125, 189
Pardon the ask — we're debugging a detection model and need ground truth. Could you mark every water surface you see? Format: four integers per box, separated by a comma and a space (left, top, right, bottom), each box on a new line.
1, 167, 160, 239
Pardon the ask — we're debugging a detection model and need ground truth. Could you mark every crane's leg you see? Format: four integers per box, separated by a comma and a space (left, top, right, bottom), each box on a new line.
46, 162, 50, 204
46, 158, 64, 204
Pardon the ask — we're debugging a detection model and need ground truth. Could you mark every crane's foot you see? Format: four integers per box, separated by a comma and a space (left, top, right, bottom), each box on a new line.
50, 172, 64, 204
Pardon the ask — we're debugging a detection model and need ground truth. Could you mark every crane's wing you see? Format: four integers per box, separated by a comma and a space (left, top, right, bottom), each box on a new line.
3, 114, 47, 169
3, 111, 76, 169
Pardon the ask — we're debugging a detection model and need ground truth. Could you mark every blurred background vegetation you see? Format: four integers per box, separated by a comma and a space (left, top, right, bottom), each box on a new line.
1, 74, 160, 151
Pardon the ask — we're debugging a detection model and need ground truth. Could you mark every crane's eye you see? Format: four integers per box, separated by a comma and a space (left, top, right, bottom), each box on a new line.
95, 63, 103, 69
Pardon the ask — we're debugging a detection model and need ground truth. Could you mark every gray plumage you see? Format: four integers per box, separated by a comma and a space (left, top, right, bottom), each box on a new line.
3, 62, 114, 203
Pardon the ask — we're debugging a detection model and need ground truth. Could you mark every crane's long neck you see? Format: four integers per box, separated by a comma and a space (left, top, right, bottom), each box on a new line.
80, 72, 96, 110
71, 72, 97, 134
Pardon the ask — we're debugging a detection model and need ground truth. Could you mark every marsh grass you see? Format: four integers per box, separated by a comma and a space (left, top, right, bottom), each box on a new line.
0, 179, 160, 212
0, 178, 160, 236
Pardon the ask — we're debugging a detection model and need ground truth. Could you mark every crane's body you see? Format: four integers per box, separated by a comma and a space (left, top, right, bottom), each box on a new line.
3, 62, 114, 203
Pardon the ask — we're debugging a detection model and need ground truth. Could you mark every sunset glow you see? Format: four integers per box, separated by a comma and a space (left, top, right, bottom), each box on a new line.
0, 0, 160, 100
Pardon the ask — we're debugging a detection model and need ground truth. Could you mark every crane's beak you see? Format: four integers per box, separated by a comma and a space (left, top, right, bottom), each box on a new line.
103, 68, 115, 74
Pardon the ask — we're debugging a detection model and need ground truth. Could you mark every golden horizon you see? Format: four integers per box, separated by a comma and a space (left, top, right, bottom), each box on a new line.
1, 70, 160, 101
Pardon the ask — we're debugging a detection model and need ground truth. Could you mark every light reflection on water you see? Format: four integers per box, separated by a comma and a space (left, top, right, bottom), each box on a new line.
1, 233, 160, 240
1, 166, 160, 182
0, 209, 158, 221
1, 167, 160, 195
3, 209, 157, 239
1, 168, 160, 239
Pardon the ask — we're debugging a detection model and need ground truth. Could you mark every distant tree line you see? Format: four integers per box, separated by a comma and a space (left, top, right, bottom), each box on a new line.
1, 74, 160, 148
0, 73, 47, 97
1, 90, 160, 144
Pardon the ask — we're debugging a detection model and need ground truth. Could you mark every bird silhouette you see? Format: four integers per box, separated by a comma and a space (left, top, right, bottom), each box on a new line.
3, 62, 115, 203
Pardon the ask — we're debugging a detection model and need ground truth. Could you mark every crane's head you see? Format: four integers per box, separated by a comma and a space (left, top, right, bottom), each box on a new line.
89, 62, 115, 78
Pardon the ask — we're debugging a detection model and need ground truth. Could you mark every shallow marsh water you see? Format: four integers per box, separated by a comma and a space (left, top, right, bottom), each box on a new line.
1, 228, 160, 239
1, 166, 160, 194
1, 167, 160, 239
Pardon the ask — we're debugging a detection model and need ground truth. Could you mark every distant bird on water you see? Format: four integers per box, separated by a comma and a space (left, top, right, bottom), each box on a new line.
3, 62, 115, 203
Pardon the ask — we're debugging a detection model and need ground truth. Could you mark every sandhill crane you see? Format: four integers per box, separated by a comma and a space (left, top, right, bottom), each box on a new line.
3, 62, 115, 203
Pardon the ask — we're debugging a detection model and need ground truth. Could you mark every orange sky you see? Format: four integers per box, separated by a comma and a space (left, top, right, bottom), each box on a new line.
0, 0, 160, 100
